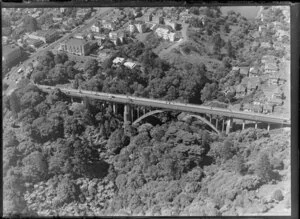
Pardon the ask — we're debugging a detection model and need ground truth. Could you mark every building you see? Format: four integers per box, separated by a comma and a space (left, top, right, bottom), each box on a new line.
268, 71, 286, 86
155, 26, 177, 42
144, 12, 153, 22
128, 24, 137, 33
252, 104, 263, 113
2, 44, 22, 67
124, 61, 137, 69
26, 38, 44, 48
223, 86, 236, 96
249, 67, 260, 77
2, 36, 8, 45
261, 55, 278, 64
258, 25, 267, 32
109, 31, 125, 45
242, 103, 253, 112
264, 62, 278, 74
91, 22, 101, 33
232, 66, 240, 73
59, 38, 91, 56
263, 87, 284, 106
112, 57, 125, 67
262, 104, 274, 114
135, 22, 146, 33
102, 20, 116, 30
26, 29, 59, 43
60, 8, 66, 13
239, 66, 250, 77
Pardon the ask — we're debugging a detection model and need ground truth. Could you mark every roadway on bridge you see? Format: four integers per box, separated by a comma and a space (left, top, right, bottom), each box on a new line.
36, 85, 291, 126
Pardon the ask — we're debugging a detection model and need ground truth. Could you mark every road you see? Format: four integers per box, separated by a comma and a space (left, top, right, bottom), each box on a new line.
36, 84, 291, 126
3, 7, 112, 96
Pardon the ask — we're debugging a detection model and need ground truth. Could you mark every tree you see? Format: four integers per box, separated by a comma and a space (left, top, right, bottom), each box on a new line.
224, 23, 230, 33
54, 52, 68, 65
200, 83, 218, 102
22, 151, 48, 183
226, 40, 234, 58
255, 152, 273, 182
220, 139, 234, 161
3, 168, 28, 216
9, 92, 21, 118
107, 129, 129, 154
84, 59, 99, 80
23, 16, 38, 32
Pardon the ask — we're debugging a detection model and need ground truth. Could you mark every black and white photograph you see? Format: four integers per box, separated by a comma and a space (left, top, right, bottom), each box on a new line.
2, 2, 294, 217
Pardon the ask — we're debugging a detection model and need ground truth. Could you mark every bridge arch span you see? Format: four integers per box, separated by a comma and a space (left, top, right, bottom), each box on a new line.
132, 109, 170, 125
132, 110, 220, 134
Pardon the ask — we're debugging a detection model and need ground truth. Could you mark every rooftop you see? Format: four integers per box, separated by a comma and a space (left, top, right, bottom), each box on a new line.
66, 38, 89, 46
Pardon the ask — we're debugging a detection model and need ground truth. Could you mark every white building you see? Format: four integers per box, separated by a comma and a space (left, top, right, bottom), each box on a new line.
124, 61, 137, 69
155, 27, 177, 42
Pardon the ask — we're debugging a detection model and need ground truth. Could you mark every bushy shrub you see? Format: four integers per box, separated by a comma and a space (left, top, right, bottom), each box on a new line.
270, 157, 284, 170
272, 189, 284, 201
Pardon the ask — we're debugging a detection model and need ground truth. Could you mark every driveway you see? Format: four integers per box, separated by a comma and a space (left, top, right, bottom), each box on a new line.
158, 23, 189, 59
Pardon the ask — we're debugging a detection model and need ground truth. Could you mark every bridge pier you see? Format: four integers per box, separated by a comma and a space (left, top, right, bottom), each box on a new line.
242, 120, 245, 130
124, 104, 131, 125
215, 118, 218, 130
226, 118, 233, 134
255, 122, 258, 129
131, 107, 134, 122
112, 103, 116, 114
222, 119, 225, 132
209, 115, 212, 123
267, 123, 270, 131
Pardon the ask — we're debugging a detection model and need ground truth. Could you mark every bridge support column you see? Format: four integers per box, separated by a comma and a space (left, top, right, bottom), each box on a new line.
222, 119, 225, 132
131, 107, 134, 122
143, 107, 146, 114
226, 118, 233, 134
267, 123, 270, 131
255, 122, 258, 129
112, 103, 116, 114
137, 107, 140, 118
209, 115, 212, 123
215, 118, 218, 130
242, 120, 245, 130
124, 104, 131, 125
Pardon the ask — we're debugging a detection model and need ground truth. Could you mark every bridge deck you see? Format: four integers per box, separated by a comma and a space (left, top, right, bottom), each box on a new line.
37, 85, 291, 126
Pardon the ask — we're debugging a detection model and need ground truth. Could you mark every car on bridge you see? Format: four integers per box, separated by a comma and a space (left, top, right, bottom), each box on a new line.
109, 95, 115, 99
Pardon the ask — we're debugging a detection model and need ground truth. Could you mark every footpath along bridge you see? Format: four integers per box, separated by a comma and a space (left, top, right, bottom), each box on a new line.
37, 85, 291, 134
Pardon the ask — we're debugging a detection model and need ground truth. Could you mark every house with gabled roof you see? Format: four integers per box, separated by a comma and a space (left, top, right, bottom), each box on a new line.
249, 67, 260, 77
262, 86, 284, 106
262, 104, 274, 114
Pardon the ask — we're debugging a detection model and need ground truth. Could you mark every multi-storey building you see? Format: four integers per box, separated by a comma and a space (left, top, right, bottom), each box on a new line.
59, 38, 91, 56
26, 29, 59, 44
